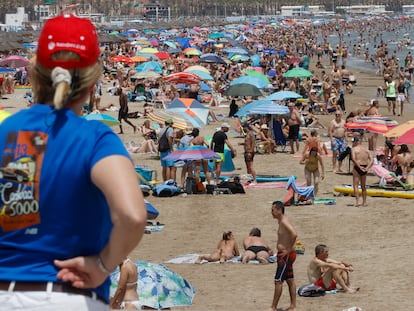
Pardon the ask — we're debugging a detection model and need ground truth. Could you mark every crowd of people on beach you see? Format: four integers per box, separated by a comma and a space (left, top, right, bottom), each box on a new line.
2, 11, 414, 311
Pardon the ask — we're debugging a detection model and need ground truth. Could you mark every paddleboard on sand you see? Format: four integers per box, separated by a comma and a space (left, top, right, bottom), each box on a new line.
200, 173, 296, 183
334, 184, 414, 199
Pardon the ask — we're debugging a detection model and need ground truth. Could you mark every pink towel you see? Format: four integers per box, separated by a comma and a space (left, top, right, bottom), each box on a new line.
371, 164, 395, 182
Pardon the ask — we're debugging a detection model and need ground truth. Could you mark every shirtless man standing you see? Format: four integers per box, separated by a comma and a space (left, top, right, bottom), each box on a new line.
195, 231, 240, 264
287, 102, 301, 154
351, 136, 374, 207
329, 110, 347, 173
240, 123, 257, 184
242, 227, 273, 264
264, 201, 297, 311
307, 244, 357, 293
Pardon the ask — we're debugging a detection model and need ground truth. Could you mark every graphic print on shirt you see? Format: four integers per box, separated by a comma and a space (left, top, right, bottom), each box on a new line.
0, 131, 47, 232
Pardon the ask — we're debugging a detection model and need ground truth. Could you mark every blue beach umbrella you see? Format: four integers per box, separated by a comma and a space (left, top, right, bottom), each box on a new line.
245, 102, 290, 115
235, 99, 274, 117
231, 76, 267, 89
135, 61, 163, 73
266, 90, 302, 101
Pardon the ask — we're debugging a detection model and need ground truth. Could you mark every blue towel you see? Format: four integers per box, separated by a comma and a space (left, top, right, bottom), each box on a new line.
286, 176, 314, 199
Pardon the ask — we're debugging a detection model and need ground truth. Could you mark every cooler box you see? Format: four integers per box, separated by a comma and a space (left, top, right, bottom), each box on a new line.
135, 166, 156, 185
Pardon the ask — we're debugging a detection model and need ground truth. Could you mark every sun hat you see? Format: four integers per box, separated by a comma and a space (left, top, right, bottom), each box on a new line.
221, 122, 230, 129
185, 127, 193, 134
261, 124, 268, 129
37, 14, 100, 69
165, 118, 173, 125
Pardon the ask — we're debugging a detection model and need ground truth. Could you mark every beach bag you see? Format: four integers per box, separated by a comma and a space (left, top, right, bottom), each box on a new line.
158, 130, 170, 152
298, 283, 326, 297
217, 180, 245, 194
185, 177, 197, 194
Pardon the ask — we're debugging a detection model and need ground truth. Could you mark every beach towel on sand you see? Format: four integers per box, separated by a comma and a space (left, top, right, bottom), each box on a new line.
166, 254, 277, 264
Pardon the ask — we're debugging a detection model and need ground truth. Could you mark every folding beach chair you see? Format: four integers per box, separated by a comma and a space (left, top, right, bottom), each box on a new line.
283, 176, 314, 206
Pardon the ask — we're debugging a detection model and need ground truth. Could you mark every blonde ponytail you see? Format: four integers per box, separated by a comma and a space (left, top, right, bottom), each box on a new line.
51, 67, 72, 110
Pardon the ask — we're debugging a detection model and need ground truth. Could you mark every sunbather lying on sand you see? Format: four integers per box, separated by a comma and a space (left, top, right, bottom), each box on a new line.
195, 231, 240, 264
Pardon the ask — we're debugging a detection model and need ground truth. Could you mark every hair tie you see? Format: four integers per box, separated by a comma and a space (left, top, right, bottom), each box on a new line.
51, 67, 72, 88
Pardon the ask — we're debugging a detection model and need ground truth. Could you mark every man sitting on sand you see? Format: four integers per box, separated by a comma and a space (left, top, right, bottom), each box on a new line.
241, 227, 274, 264
307, 244, 357, 293
195, 231, 240, 264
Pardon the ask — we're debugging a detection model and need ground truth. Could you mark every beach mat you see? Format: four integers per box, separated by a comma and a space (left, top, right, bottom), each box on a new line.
165, 254, 277, 264
245, 181, 306, 189
313, 198, 336, 205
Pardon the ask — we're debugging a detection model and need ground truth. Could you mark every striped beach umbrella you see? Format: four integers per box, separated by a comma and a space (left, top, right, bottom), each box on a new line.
344, 116, 398, 134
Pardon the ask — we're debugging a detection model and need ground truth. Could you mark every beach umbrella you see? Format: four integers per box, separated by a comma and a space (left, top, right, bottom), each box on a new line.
229, 54, 250, 62
130, 55, 148, 62
244, 102, 290, 116
108, 55, 132, 63
183, 47, 202, 56
163, 41, 177, 49
167, 98, 209, 127
0, 109, 11, 123
208, 32, 225, 39
154, 51, 170, 60
140, 47, 158, 54
283, 67, 313, 78
199, 81, 211, 92
235, 100, 273, 117
385, 120, 414, 138
136, 61, 163, 73
163, 72, 203, 85
223, 47, 249, 55
198, 54, 226, 64
224, 83, 262, 97
163, 145, 220, 161
244, 69, 271, 85
344, 116, 398, 134
188, 70, 214, 81
393, 128, 414, 145
131, 71, 161, 79
147, 111, 194, 130
266, 90, 303, 101
83, 113, 120, 126
184, 65, 210, 74
110, 261, 196, 310
0, 55, 30, 68
231, 76, 267, 89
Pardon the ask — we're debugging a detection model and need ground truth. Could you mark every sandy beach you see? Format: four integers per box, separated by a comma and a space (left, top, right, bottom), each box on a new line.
2, 59, 414, 310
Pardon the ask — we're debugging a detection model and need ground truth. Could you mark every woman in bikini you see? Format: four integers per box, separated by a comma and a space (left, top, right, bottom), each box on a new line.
110, 257, 140, 310
241, 227, 274, 264
302, 146, 325, 197
195, 231, 240, 264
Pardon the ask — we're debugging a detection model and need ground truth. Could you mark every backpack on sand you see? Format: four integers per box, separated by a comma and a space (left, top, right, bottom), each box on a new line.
158, 130, 170, 152
297, 283, 326, 297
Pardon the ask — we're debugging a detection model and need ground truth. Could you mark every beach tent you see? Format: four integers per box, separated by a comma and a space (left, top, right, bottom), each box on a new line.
166, 98, 209, 127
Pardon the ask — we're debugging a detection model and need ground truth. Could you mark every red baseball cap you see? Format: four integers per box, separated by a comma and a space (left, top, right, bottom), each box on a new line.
37, 14, 100, 69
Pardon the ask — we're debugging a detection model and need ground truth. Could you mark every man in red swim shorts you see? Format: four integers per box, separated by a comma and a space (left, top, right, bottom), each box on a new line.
307, 244, 357, 293
264, 201, 298, 311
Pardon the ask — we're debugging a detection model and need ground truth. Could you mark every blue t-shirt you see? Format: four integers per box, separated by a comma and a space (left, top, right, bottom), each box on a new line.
0, 104, 130, 302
